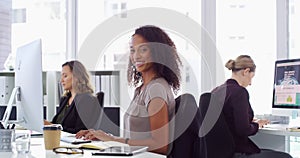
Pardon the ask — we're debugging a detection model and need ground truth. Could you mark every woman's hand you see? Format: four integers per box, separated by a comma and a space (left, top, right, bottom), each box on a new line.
76, 129, 115, 141
84, 130, 115, 141
44, 120, 52, 125
255, 119, 270, 128
75, 129, 91, 139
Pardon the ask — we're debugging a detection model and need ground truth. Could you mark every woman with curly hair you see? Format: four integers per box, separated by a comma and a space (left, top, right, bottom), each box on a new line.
76, 25, 182, 155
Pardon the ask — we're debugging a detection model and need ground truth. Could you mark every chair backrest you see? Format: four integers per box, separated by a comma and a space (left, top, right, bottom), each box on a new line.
95, 91, 120, 136
199, 93, 235, 158
96, 91, 104, 107
101, 107, 120, 136
167, 93, 202, 158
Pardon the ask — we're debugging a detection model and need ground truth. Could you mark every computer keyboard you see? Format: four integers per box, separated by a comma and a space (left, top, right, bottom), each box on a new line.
60, 131, 92, 144
263, 124, 289, 130
255, 114, 290, 124
60, 136, 91, 144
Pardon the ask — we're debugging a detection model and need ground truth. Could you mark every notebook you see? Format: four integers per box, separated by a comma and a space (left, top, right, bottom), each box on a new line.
91, 146, 148, 156
59, 140, 129, 150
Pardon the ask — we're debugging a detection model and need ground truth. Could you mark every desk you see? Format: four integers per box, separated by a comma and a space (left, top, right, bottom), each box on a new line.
0, 137, 165, 158
250, 125, 300, 153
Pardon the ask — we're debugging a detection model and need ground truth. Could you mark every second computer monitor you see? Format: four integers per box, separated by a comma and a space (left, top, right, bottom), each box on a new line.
272, 58, 300, 110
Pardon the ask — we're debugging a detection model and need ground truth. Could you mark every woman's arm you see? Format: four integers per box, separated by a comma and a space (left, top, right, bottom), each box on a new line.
127, 97, 169, 154
232, 89, 258, 136
77, 97, 170, 155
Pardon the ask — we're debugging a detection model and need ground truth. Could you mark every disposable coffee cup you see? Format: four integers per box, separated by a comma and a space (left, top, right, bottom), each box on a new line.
43, 124, 62, 150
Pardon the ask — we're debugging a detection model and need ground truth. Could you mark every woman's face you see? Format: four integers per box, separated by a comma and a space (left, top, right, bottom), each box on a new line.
130, 34, 153, 74
60, 65, 73, 91
242, 68, 255, 87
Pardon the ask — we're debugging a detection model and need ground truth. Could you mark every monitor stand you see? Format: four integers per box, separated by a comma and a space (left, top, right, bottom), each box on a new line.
1, 86, 23, 128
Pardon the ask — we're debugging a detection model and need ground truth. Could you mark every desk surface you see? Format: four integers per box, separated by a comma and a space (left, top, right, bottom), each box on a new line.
0, 137, 165, 158
251, 124, 300, 155
260, 124, 300, 137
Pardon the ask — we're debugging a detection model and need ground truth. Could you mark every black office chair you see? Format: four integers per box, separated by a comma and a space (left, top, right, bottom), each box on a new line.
95, 91, 120, 136
96, 91, 104, 107
198, 93, 235, 158
100, 107, 120, 136
167, 93, 202, 158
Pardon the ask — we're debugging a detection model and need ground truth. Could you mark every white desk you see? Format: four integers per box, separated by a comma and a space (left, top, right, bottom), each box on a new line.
0, 137, 166, 158
250, 125, 300, 153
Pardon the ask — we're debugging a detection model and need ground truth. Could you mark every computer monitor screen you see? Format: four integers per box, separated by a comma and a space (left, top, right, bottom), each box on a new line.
272, 58, 300, 109
15, 39, 43, 133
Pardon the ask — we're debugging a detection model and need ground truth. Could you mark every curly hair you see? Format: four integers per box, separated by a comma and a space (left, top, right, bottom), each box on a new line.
62, 60, 94, 95
127, 25, 182, 91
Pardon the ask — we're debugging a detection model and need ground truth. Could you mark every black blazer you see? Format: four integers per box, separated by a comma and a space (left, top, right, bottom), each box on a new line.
212, 79, 260, 154
52, 93, 102, 134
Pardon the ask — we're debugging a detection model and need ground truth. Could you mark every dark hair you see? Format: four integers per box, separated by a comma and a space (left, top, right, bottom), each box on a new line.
62, 60, 94, 94
127, 25, 182, 91
225, 55, 256, 72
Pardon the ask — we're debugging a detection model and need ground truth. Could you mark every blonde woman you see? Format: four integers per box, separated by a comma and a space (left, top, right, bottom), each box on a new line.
45, 60, 101, 134
212, 55, 292, 158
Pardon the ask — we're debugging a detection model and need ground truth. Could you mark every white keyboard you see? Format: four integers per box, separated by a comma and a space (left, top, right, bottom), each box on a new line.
60, 131, 91, 144
263, 124, 289, 130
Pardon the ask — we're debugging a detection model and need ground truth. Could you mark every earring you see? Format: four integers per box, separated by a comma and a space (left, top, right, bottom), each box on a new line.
131, 65, 136, 72
132, 65, 141, 78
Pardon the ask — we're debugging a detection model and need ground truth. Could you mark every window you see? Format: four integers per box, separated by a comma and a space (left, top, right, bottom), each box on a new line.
11, 0, 66, 70
78, 0, 202, 106
216, 0, 277, 114
289, 0, 300, 58
0, 0, 11, 70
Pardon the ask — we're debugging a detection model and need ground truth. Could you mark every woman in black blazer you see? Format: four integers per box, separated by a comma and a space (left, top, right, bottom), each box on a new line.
45, 60, 102, 134
212, 55, 292, 158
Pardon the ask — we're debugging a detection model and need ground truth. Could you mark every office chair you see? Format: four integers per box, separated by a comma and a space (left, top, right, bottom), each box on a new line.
100, 107, 120, 136
167, 93, 202, 158
95, 91, 120, 136
96, 91, 104, 107
198, 93, 235, 158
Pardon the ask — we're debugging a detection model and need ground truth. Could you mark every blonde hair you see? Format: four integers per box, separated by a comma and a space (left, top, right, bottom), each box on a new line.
225, 55, 256, 72
62, 60, 94, 96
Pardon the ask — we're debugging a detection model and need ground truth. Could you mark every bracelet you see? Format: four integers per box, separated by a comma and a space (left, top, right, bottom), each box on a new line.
125, 138, 129, 144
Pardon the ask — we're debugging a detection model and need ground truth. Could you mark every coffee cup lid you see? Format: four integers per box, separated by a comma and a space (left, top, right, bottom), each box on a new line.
43, 124, 63, 130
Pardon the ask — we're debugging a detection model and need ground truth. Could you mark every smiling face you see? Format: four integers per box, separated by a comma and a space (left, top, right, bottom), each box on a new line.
130, 34, 153, 74
60, 65, 73, 91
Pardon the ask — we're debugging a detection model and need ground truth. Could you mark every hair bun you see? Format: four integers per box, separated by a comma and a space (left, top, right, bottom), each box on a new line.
225, 59, 235, 70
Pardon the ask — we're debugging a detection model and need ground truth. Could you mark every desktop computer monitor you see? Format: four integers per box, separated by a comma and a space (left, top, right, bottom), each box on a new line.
272, 58, 300, 116
15, 39, 43, 133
